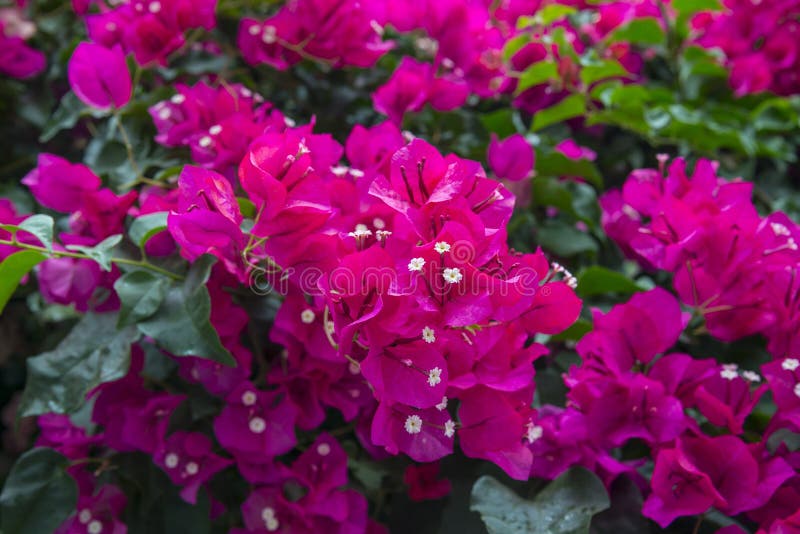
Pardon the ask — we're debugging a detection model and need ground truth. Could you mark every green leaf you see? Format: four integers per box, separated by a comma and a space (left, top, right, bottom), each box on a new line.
531, 94, 587, 132
517, 61, 559, 93
580, 59, 630, 87
550, 318, 593, 342
576, 266, 645, 297
0, 251, 47, 314
66, 234, 123, 271
536, 222, 598, 257
1, 214, 55, 252
673, 0, 721, 15
19, 313, 140, 417
114, 270, 171, 327
503, 34, 530, 61
137, 255, 235, 365
520, 5, 576, 27
39, 92, 84, 142
608, 18, 665, 46
129, 212, 169, 248
237, 197, 257, 219
471, 468, 609, 534
534, 151, 603, 189
0, 448, 78, 534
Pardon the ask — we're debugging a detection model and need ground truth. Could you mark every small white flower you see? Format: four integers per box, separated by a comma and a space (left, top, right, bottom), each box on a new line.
331, 165, 349, 177
157, 107, 171, 120
782, 358, 800, 371
435, 396, 448, 411
525, 424, 543, 443
262, 507, 276, 521
348, 227, 372, 238
427, 367, 442, 387
241, 391, 257, 406
170, 93, 185, 105
404, 414, 423, 434
249, 417, 266, 434
78, 509, 92, 524
88, 520, 103, 534
241, 87, 253, 98
262, 26, 277, 44
771, 222, 791, 236
185, 462, 199, 476
325, 321, 336, 335
350, 168, 365, 178
434, 241, 451, 254
209, 124, 222, 136
284, 116, 296, 127
317, 443, 331, 456
373, 217, 386, 229
408, 257, 426, 272
148, 1, 161, 13
300, 309, 316, 324
720, 367, 739, 380
444, 420, 456, 438
422, 326, 436, 343
248, 24, 261, 36
198, 136, 213, 148
742, 370, 761, 383
265, 517, 279, 532
442, 267, 463, 284
262, 508, 279, 531
165, 453, 180, 469
795, 383, 800, 399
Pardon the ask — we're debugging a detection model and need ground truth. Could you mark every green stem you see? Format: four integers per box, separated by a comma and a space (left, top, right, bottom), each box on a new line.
0, 238, 183, 280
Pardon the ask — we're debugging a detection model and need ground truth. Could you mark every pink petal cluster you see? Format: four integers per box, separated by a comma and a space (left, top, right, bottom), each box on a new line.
237, 0, 393, 70
80, 0, 217, 66
601, 157, 800, 354
693, 0, 800, 96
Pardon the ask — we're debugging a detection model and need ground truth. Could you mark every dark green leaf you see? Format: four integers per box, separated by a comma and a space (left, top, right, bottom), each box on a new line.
517, 62, 559, 93
129, 212, 169, 248
470, 468, 610, 534
19, 313, 140, 416
536, 223, 598, 257
608, 18, 665, 46
0, 250, 47, 314
550, 318, 592, 342
1, 214, 55, 252
576, 266, 645, 297
580, 59, 630, 87
767, 428, 800, 454
114, 270, 171, 327
534, 151, 603, 189
237, 197, 257, 219
66, 234, 123, 271
137, 255, 235, 365
39, 92, 84, 142
0, 448, 78, 534
531, 94, 587, 131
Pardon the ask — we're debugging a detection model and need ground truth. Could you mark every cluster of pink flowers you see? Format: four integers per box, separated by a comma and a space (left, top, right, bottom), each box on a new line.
601, 157, 800, 357
148, 81, 288, 178
76, 0, 217, 66
597, 158, 800, 530
0, 5, 45, 78
693, 0, 800, 96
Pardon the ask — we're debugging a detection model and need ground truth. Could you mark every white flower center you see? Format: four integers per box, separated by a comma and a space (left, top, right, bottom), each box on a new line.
88, 520, 103, 534
720, 368, 738, 380
771, 222, 791, 236
422, 326, 436, 343
427, 367, 442, 387
78, 509, 92, 524
794, 383, 800, 399
249, 417, 266, 434
436, 396, 448, 411
526, 424, 544, 443
241, 391, 257, 406
300, 309, 316, 324
185, 461, 199, 475
165, 453, 180, 469
741, 370, 761, 383
373, 217, 386, 229
170, 94, 185, 105
442, 267, 463, 284
198, 136, 213, 148
404, 414, 423, 434
248, 24, 261, 36
782, 358, 800, 371
434, 241, 451, 254
444, 420, 455, 438
317, 443, 331, 456
148, 1, 161, 13
262, 507, 279, 531
408, 257, 426, 272
262, 26, 277, 44
157, 107, 171, 120
209, 124, 222, 136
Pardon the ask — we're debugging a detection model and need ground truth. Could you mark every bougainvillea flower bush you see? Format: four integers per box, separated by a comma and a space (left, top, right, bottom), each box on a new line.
1, 0, 800, 533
